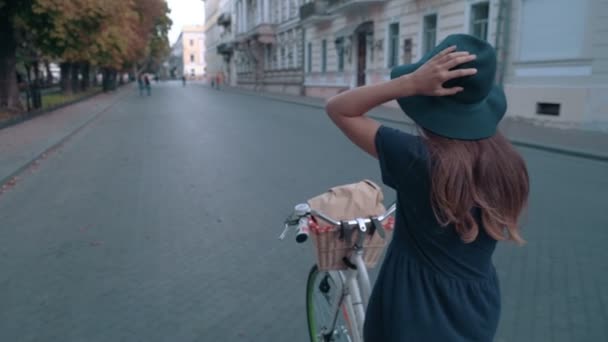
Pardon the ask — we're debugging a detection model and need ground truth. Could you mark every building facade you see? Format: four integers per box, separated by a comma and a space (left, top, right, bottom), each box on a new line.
502, 0, 608, 129
181, 25, 206, 79
168, 35, 184, 78
222, 0, 607, 129
233, 0, 305, 94
301, 1, 504, 100
205, 0, 238, 86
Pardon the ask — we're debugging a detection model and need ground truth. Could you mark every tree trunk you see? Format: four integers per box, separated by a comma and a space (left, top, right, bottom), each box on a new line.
0, 16, 23, 113
32, 61, 42, 109
112, 69, 118, 90
71, 62, 80, 94
60, 62, 73, 95
44, 59, 53, 85
24, 63, 32, 111
102, 67, 116, 92
81, 61, 90, 91
92, 66, 98, 87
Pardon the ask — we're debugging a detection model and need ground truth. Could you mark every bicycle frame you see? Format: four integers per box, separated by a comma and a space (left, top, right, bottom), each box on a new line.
280, 202, 395, 342
322, 247, 371, 342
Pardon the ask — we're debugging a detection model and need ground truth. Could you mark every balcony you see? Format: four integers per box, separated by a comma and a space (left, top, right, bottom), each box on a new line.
237, 23, 277, 44
217, 42, 234, 56
327, 0, 388, 13
217, 13, 231, 27
300, 1, 332, 25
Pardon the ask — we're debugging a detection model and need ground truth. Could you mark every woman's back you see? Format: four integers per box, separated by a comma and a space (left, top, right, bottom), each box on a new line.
324, 34, 529, 342
364, 126, 503, 341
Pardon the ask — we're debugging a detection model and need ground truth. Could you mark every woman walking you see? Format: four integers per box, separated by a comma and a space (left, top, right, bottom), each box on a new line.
325, 34, 529, 341
144, 75, 151, 96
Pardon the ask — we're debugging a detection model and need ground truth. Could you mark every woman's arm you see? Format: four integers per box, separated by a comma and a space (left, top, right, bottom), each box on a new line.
325, 46, 477, 158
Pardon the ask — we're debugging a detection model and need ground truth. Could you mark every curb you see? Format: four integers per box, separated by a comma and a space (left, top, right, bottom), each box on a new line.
0, 88, 130, 187
219, 86, 608, 162
0, 89, 104, 131
509, 139, 608, 162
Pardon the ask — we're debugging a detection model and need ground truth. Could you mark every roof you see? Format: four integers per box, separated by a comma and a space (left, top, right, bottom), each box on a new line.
182, 25, 205, 33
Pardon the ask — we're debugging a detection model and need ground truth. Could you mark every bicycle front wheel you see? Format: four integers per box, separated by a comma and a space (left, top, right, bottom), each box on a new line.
306, 265, 354, 342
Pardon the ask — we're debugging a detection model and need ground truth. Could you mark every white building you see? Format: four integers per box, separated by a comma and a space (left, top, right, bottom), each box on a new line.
233, 0, 305, 94
205, 0, 237, 86
226, 0, 608, 129
502, 0, 608, 129
181, 25, 206, 79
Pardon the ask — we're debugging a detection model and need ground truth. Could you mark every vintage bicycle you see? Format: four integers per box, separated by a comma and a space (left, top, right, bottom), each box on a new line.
279, 201, 396, 342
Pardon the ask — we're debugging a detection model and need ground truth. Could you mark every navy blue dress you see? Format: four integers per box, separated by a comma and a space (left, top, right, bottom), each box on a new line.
363, 126, 501, 341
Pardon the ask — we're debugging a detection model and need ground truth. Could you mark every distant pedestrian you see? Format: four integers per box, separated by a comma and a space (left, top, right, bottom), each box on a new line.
144, 75, 151, 96
215, 74, 221, 90
210, 78, 215, 89
182, 75, 186, 87
137, 74, 145, 96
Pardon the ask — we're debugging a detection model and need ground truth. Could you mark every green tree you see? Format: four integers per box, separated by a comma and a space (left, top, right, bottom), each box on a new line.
0, 0, 172, 112
0, 0, 34, 113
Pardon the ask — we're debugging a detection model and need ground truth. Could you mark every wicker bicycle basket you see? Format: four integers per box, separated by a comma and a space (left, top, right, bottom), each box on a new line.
308, 217, 394, 271
306, 180, 395, 271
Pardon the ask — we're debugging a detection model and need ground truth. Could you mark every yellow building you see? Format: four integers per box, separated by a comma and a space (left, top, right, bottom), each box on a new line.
180, 25, 206, 79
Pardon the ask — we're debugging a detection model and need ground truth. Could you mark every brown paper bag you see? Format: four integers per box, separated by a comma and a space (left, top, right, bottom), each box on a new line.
306, 180, 392, 271
307, 179, 386, 222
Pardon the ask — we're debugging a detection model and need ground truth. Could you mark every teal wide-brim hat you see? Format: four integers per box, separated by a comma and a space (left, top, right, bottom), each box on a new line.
391, 34, 506, 140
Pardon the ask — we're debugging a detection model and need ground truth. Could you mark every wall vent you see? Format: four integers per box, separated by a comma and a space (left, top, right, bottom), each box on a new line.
536, 102, 561, 116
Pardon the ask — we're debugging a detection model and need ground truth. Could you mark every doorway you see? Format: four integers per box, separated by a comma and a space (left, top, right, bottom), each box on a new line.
355, 21, 373, 87
357, 32, 367, 87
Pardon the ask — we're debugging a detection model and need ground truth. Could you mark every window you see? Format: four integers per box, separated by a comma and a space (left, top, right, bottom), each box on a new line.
336, 38, 345, 72
281, 0, 287, 21
470, 2, 489, 41
281, 47, 286, 69
422, 14, 437, 55
294, 29, 301, 67
307, 42, 312, 73
190, 69, 195, 76
288, 45, 294, 69
190, 54, 195, 62
265, 45, 271, 69
387, 23, 400, 68
519, 0, 587, 60
290, 0, 297, 18
190, 39, 194, 46
321, 39, 327, 73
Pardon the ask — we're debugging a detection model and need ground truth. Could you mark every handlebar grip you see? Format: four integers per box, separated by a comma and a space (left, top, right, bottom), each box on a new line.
295, 217, 309, 243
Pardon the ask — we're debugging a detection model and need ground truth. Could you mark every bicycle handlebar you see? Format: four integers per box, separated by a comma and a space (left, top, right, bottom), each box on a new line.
310, 203, 397, 227
279, 202, 397, 243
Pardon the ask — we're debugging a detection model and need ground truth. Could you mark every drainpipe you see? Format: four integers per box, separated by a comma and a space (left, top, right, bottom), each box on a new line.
495, 0, 512, 86
300, 26, 306, 96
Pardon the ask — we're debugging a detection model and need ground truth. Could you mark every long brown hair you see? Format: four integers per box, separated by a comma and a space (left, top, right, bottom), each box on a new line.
422, 129, 529, 244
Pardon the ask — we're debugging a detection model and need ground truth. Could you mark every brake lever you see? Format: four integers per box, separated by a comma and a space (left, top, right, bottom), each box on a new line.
278, 223, 290, 240
279, 215, 301, 240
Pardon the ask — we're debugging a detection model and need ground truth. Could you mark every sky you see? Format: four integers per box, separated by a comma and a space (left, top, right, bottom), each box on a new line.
166, 0, 206, 45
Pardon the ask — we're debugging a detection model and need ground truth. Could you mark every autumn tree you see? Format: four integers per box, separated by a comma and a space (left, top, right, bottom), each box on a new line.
0, 0, 172, 113
132, 0, 172, 73
0, 0, 34, 113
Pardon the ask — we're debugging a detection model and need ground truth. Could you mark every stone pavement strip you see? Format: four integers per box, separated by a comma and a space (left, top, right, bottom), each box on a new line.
0, 83, 606, 341
217, 85, 608, 162
0, 85, 132, 186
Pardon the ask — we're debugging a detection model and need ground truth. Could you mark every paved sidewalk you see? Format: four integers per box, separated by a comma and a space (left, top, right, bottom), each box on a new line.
0, 85, 132, 186
217, 85, 608, 161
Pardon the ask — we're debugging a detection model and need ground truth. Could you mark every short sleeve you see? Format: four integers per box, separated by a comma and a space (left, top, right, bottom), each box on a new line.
374, 125, 422, 189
